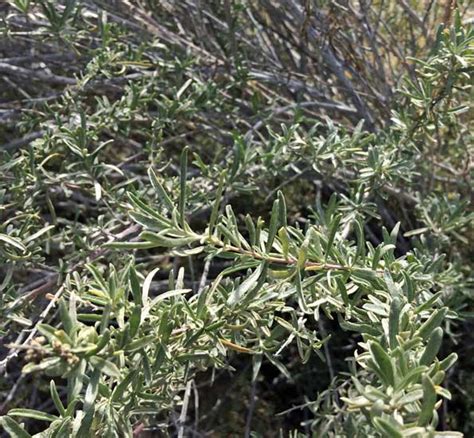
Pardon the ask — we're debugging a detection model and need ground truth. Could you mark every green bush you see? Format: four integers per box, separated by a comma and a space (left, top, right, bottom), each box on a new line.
0, 1, 472, 436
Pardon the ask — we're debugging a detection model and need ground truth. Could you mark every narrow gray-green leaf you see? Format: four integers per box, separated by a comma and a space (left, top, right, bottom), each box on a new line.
325, 213, 341, 260
0, 234, 26, 252
89, 356, 121, 377
227, 264, 264, 306
373, 417, 403, 438
8, 409, 58, 422
140, 231, 200, 248
418, 375, 437, 426
420, 327, 443, 366
111, 370, 137, 402
76, 368, 100, 436
142, 267, 159, 306
439, 353, 458, 371
0, 416, 32, 438
150, 288, 191, 306
277, 191, 287, 227
105, 241, 159, 250
388, 297, 401, 349
266, 198, 280, 252
129, 266, 141, 306
295, 269, 309, 313
418, 308, 447, 340
369, 341, 395, 387
50, 380, 66, 417
148, 168, 175, 211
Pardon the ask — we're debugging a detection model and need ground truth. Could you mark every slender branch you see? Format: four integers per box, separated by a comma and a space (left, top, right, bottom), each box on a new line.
244, 378, 258, 438
205, 237, 385, 275
178, 379, 193, 438
0, 62, 76, 86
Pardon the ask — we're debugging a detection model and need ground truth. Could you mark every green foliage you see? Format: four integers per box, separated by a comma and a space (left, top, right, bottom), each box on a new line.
0, 1, 472, 437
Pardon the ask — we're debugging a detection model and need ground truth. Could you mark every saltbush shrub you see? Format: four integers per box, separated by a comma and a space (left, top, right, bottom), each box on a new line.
0, 1, 472, 436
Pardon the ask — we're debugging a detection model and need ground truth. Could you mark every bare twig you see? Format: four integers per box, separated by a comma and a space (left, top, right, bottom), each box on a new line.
178, 379, 193, 438
0, 62, 76, 86
244, 378, 258, 438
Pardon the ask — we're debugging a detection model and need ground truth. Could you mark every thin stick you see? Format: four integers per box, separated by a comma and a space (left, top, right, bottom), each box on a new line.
178, 379, 193, 438
244, 378, 258, 438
